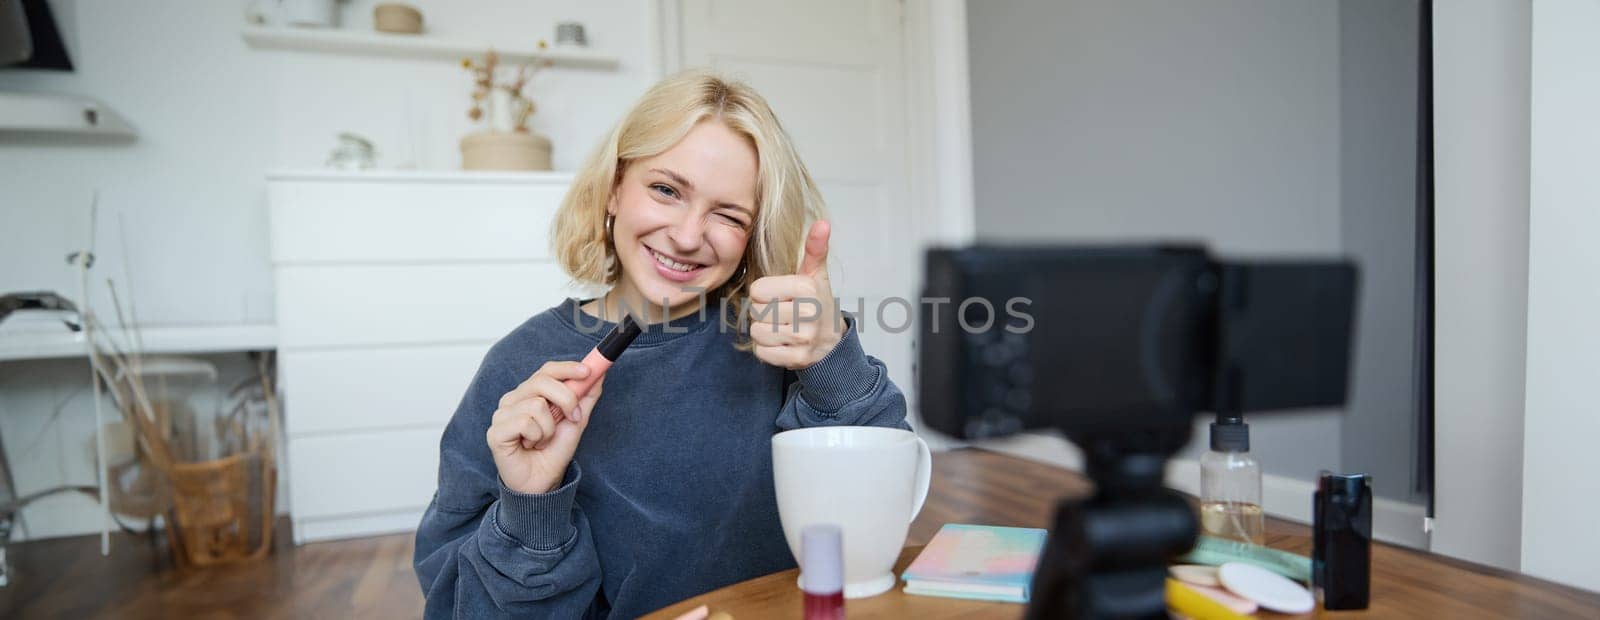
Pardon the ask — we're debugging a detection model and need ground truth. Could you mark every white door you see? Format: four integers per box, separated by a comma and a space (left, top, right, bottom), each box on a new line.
674, 0, 920, 416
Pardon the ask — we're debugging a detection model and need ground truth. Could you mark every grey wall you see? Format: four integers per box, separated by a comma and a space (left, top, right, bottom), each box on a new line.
967, 0, 1423, 493
1337, 0, 1421, 502
968, 0, 1342, 255
967, 0, 1344, 481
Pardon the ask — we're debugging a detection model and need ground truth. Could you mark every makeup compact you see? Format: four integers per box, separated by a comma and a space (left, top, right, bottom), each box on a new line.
1217, 562, 1315, 615
1169, 564, 1221, 587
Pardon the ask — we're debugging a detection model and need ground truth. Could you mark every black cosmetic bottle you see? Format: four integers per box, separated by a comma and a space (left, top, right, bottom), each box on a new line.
1313, 472, 1372, 610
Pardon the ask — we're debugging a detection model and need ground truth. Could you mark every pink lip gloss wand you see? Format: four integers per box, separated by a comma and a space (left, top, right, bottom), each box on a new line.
560, 313, 642, 421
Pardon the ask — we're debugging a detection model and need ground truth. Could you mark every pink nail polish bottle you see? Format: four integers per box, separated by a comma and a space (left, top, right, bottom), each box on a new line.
801, 524, 845, 620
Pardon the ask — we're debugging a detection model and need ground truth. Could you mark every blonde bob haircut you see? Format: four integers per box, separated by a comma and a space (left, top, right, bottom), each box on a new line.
550, 70, 826, 317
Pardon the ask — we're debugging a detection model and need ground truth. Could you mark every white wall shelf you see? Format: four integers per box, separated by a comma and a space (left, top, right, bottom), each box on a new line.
0, 92, 136, 137
267, 168, 575, 185
241, 26, 619, 69
0, 324, 276, 363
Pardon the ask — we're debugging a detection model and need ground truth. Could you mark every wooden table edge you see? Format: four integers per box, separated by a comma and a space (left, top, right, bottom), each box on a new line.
642, 447, 1600, 618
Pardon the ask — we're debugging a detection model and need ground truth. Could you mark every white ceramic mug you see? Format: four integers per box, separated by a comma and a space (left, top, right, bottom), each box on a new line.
772, 426, 932, 598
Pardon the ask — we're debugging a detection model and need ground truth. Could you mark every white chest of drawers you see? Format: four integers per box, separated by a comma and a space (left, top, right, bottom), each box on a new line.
267, 170, 578, 543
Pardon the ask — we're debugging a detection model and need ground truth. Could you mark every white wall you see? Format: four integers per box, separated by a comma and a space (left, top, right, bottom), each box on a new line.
1430, 0, 1530, 572
1, 0, 654, 333
0, 0, 656, 540
1521, 0, 1600, 592
965, 0, 1346, 483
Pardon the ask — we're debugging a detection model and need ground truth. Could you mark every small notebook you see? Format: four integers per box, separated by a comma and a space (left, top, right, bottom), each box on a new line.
901, 524, 1049, 603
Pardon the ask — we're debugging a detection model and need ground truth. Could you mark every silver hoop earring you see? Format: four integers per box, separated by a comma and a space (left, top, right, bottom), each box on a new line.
605, 214, 615, 238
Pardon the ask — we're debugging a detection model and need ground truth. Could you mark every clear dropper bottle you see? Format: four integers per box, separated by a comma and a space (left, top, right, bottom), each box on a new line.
1200, 414, 1265, 545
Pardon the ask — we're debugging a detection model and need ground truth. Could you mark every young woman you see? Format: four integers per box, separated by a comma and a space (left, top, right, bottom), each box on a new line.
412, 72, 909, 618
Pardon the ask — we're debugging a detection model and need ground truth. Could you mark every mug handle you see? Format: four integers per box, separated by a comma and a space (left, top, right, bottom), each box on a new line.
910, 435, 932, 520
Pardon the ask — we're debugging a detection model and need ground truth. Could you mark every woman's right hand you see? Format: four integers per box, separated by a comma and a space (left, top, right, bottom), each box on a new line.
487, 361, 605, 495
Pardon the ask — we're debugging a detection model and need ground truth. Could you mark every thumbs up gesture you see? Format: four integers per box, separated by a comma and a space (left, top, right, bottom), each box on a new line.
748, 220, 844, 370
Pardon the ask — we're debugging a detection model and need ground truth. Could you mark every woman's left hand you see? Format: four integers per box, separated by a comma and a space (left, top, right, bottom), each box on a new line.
749, 220, 844, 370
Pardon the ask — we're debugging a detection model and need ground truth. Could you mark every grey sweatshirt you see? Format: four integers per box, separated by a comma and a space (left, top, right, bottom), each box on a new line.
413, 298, 909, 618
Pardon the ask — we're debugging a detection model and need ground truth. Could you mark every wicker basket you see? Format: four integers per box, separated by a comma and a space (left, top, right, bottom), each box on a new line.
100, 351, 281, 568
165, 452, 277, 567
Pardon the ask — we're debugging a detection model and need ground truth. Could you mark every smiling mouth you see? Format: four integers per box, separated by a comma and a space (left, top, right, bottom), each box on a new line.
647, 246, 706, 273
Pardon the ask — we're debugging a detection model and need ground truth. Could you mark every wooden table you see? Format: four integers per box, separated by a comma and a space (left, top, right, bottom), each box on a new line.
645, 448, 1600, 619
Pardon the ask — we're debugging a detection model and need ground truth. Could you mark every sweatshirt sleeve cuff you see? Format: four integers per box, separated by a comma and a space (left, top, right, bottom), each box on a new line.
494, 463, 581, 550
796, 315, 880, 413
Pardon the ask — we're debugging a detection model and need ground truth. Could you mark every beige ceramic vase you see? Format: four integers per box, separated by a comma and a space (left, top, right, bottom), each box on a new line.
460, 131, 552, 171
373, 3, 423, 34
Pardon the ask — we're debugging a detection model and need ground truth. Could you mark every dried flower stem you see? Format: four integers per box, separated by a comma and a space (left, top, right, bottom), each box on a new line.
462, 44, 553, 132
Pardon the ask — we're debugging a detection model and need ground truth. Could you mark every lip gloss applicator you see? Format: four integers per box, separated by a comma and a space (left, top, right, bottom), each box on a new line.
560, 313, 643, 421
